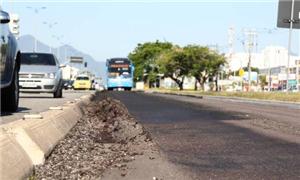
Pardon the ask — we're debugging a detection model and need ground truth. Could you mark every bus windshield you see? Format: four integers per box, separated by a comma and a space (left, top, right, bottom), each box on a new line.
108, 63, 131, 78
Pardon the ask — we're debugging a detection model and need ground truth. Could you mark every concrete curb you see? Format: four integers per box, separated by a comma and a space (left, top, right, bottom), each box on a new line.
145, 90, 203, 99
0, 93, 94, 180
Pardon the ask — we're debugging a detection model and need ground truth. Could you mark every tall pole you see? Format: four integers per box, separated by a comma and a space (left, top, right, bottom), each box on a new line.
244, 29, 256, 92
27, 7, 47, 52
34, 37, 37, 52
286, 0, 295, 93
57, 47, 60, 61
64, 44, 67, 62
228, 26, 235, 79
248, 50, 251, 91
268, 52, 272, 92
297, 60, 299, 91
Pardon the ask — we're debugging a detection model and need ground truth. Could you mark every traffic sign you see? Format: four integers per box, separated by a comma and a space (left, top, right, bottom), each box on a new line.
70, 56, 83, 64
239, 68, 245, 77
277, 0, 300, 29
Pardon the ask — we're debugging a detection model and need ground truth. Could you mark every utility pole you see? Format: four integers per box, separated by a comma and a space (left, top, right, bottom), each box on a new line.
243, 28, 257, 92
285, 0, 295, 93
297, 59, 300, 91
228, 26, 235, 76
26, 6, 47, 52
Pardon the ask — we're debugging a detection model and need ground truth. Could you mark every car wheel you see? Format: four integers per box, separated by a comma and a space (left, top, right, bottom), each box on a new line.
53, 87, 63, 98
1, 67, 19, 112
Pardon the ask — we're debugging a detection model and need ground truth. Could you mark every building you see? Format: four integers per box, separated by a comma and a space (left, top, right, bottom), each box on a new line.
226, 46, 300, 71
225, 46, 300, 91
226, 52, 263, 71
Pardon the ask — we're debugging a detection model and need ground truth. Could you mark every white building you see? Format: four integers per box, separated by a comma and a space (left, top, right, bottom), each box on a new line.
226, 46, 300, 71
226, 52, 263, 71
262, 46, 296, 68
226, 46, 300, 91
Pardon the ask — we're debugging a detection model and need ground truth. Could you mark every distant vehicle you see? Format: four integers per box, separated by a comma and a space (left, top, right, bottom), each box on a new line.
93, 78, 105, 91
73, 75, 92, 90
0, 10, 21, 112
19, 53, 65, 98
63, 80, 74, 90
106, 58, 134, 91
95, 84, 105, 91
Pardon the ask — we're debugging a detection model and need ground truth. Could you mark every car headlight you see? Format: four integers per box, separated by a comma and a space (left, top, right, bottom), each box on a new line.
45, 73, 56, 79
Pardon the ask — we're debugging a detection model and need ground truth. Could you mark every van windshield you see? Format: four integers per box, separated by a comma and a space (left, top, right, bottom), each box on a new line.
21, 53, 56, 66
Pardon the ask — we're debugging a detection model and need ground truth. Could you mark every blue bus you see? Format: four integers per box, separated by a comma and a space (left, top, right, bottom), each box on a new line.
106, 58, 134, 91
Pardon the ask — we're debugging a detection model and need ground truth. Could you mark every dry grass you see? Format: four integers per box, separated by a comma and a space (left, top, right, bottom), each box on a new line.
152, 89, 300, 103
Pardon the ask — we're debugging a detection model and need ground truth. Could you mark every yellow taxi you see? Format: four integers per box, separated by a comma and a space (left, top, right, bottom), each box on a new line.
73, 75, 92, 90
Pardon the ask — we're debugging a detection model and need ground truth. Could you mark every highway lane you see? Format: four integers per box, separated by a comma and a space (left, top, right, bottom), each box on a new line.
105, 91, 300, 179
0, 90, 93, 125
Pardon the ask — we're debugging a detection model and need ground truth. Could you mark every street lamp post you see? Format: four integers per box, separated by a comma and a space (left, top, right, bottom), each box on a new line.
243, 29, 257, 92
285, 0, 295, 93
43, 21, 58, 53
26, 6, 47, 52
52, 34, 64, 60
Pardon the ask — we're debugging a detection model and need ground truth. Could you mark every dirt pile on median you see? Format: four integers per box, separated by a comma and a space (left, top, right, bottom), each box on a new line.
33, 97, 153, 179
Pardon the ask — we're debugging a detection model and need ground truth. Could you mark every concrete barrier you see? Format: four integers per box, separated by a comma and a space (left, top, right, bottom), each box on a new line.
0, 93, 93, 180
0, 131, 33, 180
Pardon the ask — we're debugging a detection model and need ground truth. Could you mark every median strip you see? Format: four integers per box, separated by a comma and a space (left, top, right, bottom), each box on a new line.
31, 94, 184, 179
0, 93, 94, 180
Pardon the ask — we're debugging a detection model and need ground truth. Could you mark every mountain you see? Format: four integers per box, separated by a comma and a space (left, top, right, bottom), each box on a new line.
18, 35, 106, 79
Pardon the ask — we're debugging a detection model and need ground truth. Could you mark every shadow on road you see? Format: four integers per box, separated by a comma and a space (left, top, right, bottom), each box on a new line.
1, 107, 31, 117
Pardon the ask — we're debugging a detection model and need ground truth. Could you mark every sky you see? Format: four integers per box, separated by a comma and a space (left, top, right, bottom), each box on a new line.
2, 0, 300, 62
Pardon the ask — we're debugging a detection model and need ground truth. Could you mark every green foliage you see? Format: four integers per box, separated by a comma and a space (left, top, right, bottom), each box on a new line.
259, 75, 268, 89
157, 47, 190, 90
231, 67, 260, 76
183, 45, 226, 90
128, 40, 173, 82
128, 42, 226, 91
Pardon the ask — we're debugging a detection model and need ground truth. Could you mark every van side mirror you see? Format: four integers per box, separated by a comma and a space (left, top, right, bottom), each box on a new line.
0, 11, 10, 24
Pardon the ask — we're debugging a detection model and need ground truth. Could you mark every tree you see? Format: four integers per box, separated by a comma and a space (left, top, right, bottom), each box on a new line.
128, 41, 173, 86
184, 45, 226, 91
207, 52, 226, 91
259, 75, 267, 90
183, 45, 209, 90
157, 47, 190, 90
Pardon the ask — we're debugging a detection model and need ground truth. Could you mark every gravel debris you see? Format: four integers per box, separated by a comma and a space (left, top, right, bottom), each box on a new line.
32, 97, 153, 179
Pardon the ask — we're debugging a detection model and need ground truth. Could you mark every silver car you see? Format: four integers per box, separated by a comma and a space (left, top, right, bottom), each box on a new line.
19, 53, 64, 98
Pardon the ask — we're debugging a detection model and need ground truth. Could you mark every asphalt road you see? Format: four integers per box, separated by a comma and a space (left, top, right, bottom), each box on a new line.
105, 91, 300, 180
0, 90, 92, 125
